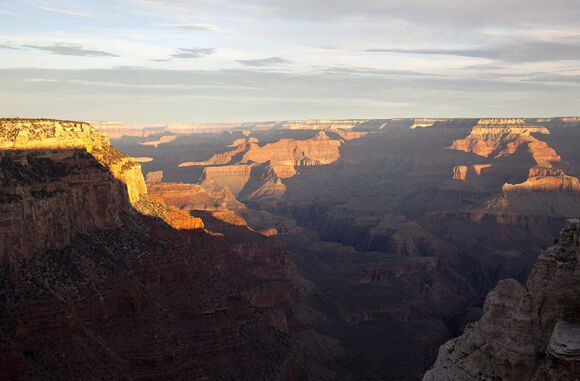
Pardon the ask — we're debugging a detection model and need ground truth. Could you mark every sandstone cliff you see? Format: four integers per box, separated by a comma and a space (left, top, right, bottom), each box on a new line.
448, 118, 580, 216
180, 132, 342, 168
0, 119, 203, 254
176, 132, 345, 204
424, 219, 580, 381
449, 119, 553, 160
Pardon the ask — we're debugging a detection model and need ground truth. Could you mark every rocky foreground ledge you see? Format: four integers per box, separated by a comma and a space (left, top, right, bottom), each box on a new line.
424, 219, 580, 380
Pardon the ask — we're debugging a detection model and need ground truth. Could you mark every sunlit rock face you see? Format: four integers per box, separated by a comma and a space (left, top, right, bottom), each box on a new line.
175, 130, 347, 204
449, 119, 553, 160
447, 118, 580, 216
0, 119, 147, 205
0, 119, 203, 260
424, 219, 580, 381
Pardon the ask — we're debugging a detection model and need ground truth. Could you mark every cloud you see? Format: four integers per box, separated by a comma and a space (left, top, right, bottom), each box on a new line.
139, 0, 580, 26
0, 43, 19, 50
170, 48, 215, 59
237, 57, 290, 66
160, 23, 220, 32
34, 5, 91, 18
366, 37, 580, 62
23, 43, 118, 57
0, 10, 19, 16
0, 67, 578, 123
366, 47, 497, 58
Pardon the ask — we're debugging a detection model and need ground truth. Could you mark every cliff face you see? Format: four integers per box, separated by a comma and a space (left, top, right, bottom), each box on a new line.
0, 147, 130, 261
180, 132, 342, 168
175, 132, 346, 204
0, 119, 147, 204
0, 119, 313, 381
447, 118, 580, 216
240, 132, 342, 166
424, 219, 580, 381
0, 119, 203, 256
449, 119, 553, 161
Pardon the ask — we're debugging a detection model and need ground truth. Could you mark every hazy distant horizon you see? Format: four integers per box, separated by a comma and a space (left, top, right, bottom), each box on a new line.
2, 116, 579, 127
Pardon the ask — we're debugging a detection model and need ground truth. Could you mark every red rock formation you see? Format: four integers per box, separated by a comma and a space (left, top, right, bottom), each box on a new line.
449, 119, 552, 159
180, 132, 342, 168
241, 134, 341, 166
326, 128, 368, 141
200, 165, 253, 196
452, 164, 493, 181
0, 119, 204, 238
139, 134, 178, 148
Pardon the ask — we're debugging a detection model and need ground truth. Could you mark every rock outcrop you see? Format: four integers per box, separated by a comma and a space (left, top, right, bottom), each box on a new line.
180, 133, 342, 168
0, 119, 204, 233
449, 119, 552, 160
176, 132, 346, 203
449, 118, 580, 216
424, 219, 580, 381
148, 181, 300, 236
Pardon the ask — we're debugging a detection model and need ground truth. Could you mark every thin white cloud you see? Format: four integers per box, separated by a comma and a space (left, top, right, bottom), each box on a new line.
171, 48, 215, 59
160, 23, 220, 32
237, 57, 290, 66
23, 43, 118, 57
0, 10, 19, 16
35, 5, 91, 18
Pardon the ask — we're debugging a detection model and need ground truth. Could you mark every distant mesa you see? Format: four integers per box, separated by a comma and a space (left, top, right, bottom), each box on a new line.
145, 170, 164, 183
139, 134, 178, 148
132, 156, 153, 163
452, 164, 492, 181
449, 119, 552, 159
445, 118, 580, 216
176, 129, 352, 202
409, 118, 448, 129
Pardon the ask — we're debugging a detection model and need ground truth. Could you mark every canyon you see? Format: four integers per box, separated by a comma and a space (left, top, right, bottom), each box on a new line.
101, 116, 580, 379
1, 116, 579, 380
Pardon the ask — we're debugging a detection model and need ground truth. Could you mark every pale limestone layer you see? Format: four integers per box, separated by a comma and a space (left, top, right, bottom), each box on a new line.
424, 219, 580, 381
0, 119, 147, 204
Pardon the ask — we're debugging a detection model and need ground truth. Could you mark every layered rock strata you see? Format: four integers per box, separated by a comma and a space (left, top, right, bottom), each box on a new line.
0, 119, 204, 252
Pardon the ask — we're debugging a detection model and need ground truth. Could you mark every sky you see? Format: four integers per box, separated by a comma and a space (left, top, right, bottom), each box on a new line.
0, 0, 579, 124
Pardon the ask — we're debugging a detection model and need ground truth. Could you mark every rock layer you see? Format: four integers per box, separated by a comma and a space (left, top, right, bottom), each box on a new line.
0, 119, 204, 250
